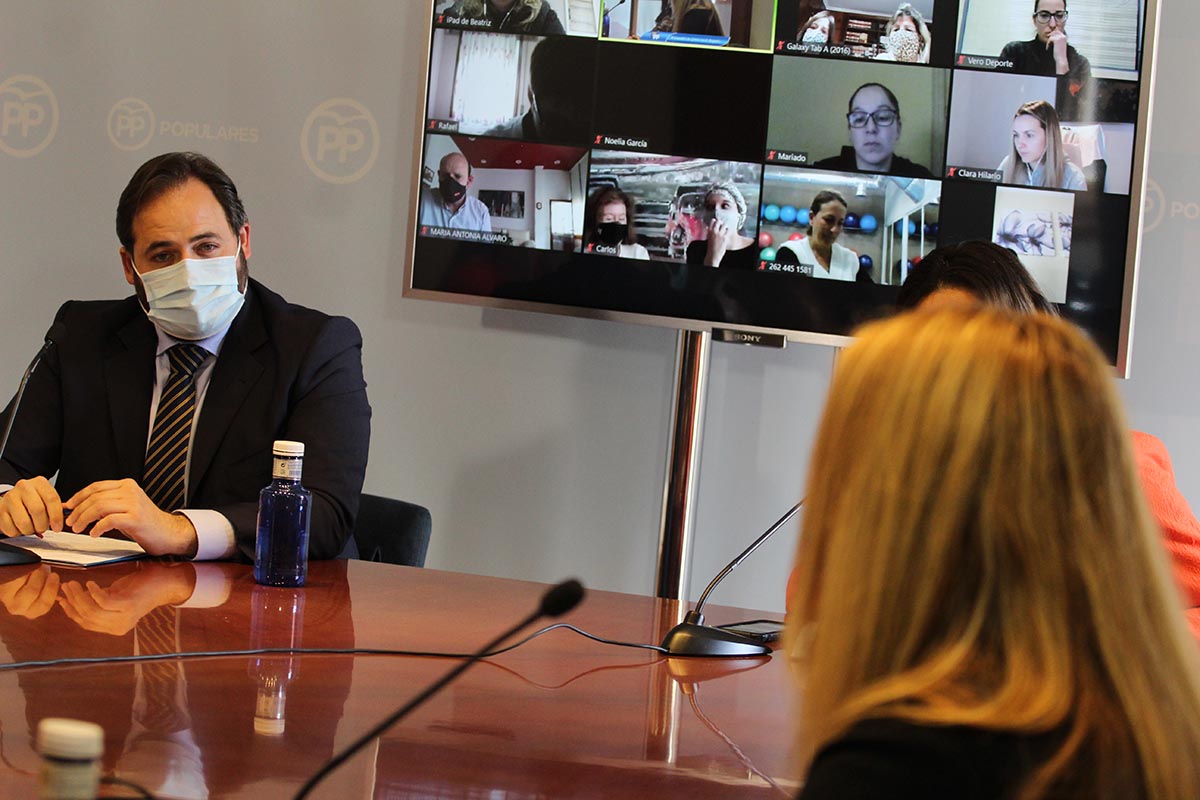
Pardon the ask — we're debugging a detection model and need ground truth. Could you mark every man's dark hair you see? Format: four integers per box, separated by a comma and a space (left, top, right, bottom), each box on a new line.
896, 240, 1057, 314
529, 36, 579, 106
116, 152, 247, 251
526, 37, 592, 141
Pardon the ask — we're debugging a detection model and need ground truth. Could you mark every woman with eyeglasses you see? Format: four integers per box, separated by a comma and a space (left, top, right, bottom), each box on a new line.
873, 4, 931, 64
999, 0, 1091, 90
998, 100, 1087, 191
813, 83, 934, 178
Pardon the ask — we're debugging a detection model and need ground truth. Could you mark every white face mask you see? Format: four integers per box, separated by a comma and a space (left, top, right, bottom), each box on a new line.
704, 206, 742, 233
886, 28, 922, 62
801, 28, 827, 44
133, 247, 245, 340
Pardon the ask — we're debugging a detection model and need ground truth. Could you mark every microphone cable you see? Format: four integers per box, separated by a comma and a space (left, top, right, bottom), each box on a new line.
293, 578, 585, 799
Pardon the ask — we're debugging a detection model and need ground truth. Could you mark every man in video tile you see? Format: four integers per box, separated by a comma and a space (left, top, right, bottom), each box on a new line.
813, 84, 934, 178
484, 37, 591, 143
999, 0, 1091, 93
445, 0, 566, 36
419, 152, 493, 232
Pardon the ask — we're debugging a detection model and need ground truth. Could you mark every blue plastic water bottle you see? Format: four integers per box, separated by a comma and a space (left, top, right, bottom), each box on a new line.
254, 440, 311, 587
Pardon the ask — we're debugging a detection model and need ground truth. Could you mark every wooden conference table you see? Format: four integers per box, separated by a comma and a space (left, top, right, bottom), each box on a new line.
0, 558, 799, 798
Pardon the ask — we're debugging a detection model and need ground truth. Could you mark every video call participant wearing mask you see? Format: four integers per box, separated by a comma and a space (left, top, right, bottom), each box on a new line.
0, 152, 371, 562
813, 83, 935, 179
999, 0, 1091, 93
775, 190, 859, 281
873, 3, 930, 64
798, 10, 835, 44
419, 152, 493, 232
584, 187, 650, 260
685, 182, 759, 269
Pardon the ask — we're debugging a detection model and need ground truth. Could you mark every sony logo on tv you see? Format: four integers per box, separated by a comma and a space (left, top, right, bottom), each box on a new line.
714, 329, 786, 349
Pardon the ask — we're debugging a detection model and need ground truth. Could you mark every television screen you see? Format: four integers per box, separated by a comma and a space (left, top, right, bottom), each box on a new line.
408, 0, 1157, 371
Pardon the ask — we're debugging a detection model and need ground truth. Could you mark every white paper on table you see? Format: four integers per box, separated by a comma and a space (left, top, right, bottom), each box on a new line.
3, 531, 147, 566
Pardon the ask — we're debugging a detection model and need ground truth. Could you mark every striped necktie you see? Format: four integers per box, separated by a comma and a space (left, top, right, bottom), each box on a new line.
143, 343, 209, 511
136, 604, 189, 733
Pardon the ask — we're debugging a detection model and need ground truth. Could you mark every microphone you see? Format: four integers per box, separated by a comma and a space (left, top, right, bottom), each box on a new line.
0, 323, 66, 567
660, 499, 804, 657
0, 322, 65, 463
294, 578, 586, 799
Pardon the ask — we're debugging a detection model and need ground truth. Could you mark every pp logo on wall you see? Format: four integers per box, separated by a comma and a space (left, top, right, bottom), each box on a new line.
1143, 179, 1166, 234
107, 98, 156, 151
301, 98, 380, 184
0, 75, 58, 158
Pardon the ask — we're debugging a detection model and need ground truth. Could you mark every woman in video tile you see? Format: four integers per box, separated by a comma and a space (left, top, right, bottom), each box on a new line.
999, 100, 1086, 191
873, 3, 930, 64
445, 0, 566, 35
671, 0, 725, 37
775, 190, 858, 281
999, 0, 1091, 91
685, 182, 757, 269
584, 187, 650, 260
798, 10, 835, 44
813, 84, 934, 178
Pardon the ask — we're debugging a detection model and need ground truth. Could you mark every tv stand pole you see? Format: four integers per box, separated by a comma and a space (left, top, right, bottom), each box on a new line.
655, 329, 712, 599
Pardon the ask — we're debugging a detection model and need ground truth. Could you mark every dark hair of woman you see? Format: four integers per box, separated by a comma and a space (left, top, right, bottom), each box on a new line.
896, 240, 1057, 315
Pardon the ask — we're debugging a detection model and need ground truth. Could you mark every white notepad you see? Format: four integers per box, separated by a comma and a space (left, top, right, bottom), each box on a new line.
4, 531, 147, 567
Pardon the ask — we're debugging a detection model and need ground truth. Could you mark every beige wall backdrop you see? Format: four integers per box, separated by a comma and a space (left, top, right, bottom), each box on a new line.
0, 1, 1188, 614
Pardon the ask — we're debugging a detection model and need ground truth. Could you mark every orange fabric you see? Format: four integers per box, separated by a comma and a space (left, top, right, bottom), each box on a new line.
1131, 431, 1200, 611
783, 432, 1200, 627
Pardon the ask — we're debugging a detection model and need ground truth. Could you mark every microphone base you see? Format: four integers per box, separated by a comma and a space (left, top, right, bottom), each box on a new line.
660, 622, 772, 657
0, 542, 40, 566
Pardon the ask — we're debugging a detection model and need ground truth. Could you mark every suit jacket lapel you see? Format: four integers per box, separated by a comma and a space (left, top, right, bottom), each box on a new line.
106, 313, 157, 480
189, 288, 266, 501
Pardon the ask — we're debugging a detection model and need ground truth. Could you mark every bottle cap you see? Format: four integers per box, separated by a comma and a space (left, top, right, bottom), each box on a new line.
254, 716, 286, 736
37, 718, 104, 760
272, 441, 304, 457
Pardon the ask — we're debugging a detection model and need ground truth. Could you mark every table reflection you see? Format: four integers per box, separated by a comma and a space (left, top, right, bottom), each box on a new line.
0, 560, 356, 797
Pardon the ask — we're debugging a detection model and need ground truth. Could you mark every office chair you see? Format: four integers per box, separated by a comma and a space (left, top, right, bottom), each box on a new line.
339, 494, 432, 567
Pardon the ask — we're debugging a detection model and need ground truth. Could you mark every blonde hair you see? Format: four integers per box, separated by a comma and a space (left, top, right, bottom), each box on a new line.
1004, 100, 1067, 188
455, 0, 543, 27
886, 3, 931, 63
788, 306, 1200, 799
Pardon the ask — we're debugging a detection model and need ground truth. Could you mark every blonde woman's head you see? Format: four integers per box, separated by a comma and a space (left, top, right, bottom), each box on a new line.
789, 306, 1200, 799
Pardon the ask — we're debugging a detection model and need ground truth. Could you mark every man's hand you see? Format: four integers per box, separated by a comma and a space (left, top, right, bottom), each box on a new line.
64, 479, 199, 558
0, 476, 64, 537
0, 565, 61, 619
58, 566, 194, 636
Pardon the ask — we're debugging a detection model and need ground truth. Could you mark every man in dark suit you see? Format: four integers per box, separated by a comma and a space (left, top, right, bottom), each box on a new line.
0, 152, 371, 560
